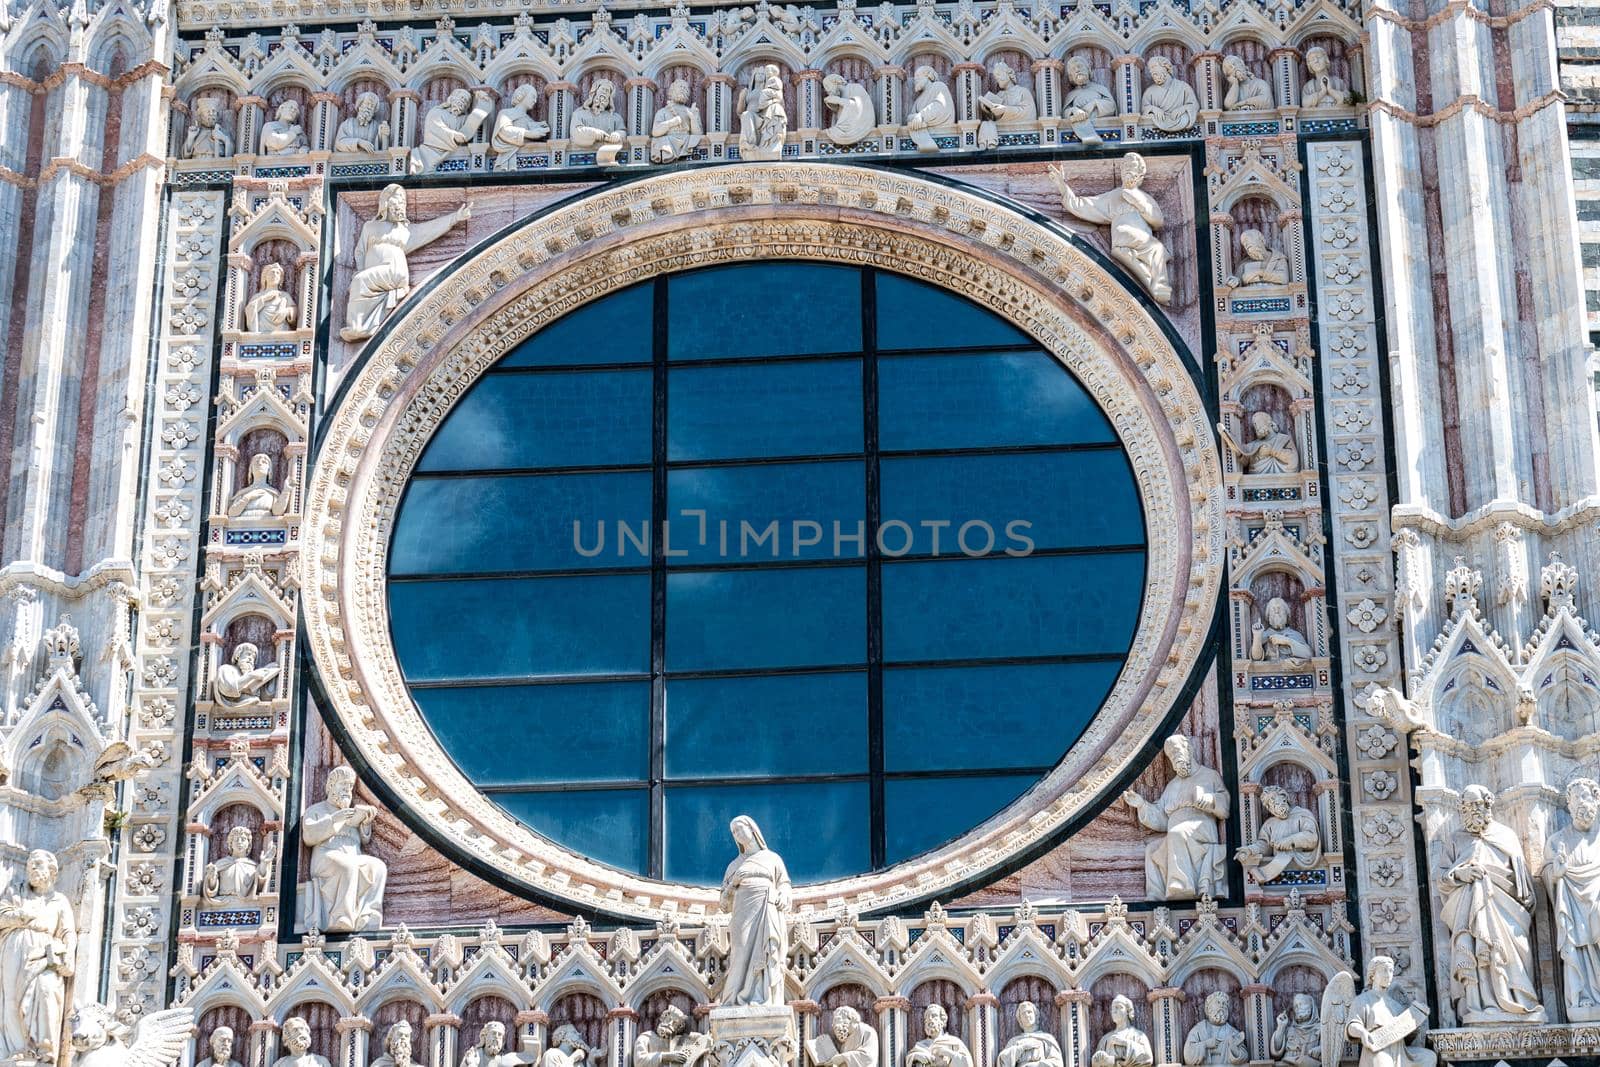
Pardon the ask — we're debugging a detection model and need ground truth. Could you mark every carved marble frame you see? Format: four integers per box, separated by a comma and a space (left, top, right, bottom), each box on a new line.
300, 162, 1226, 921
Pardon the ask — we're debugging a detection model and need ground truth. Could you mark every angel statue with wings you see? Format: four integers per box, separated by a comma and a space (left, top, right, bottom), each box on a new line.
1320, 959, 1435, 1067
69, 1004, 194, 1067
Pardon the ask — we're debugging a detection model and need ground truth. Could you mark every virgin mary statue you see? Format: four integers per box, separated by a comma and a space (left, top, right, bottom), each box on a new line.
718, 815, 792, 1007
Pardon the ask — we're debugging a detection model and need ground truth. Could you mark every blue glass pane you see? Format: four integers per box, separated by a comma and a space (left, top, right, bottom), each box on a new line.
495, 789, 648, 872
666, 567, 866, 670
878, 452, 1142, 555
666, 463, 866, 563
883, 662, 1123, 772
415, 682, 650, 783
880, 553, 1144, 661
884, 775, 1036, 863
497, 283, 653, 367
669, 361, 862, 460
665, 673, 869, 778
417, 371, 651, 472
875, 273, 1029, 350
668, 264, 861, 359
393, 472, 652, 574
879, 353, 1114, 451
663, 781, 870, 884
391, 574, 650, 681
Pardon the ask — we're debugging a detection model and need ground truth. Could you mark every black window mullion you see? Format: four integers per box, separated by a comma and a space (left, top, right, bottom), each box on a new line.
648, 276, 670, 879
863, 267, 887, 870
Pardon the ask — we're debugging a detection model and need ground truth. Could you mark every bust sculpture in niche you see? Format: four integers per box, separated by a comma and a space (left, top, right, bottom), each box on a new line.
1545, 775, 1600, 1019
461, 1022, 535, 1067
1049, 153, 1172, 304
634, 1007, 710, 1067
822, 74, 876, 146
996, 1002, 1061, 1067
1122, 734, 1229, 899
907, 1006, 970, 1067
1182, 992, 1247, 1067
205, 1027, 244, 1067
410, 88, 494, 174
1237, 784, 1320, 883
259, 99, 308, 155
977, 60, 1037, 149
1090, 996, 1152, 1067
1231, 228, 1290, 287
1219, 411, 1298, 475
271, 1019, 331, 1067
202, 825, 272, 901
229, 453, 288, 520
1222, 55, 1273, 111
243, 262, 296, 334
1268, 994, 1320, 1067
906, 66, 954, 152
1300, 46, 1351, 108
335, 91, 389, 153
214, 640, 281, 708
1062, 56, 1114, 147
372, 1022, 416, 1067
494, 84, 551, 171
1141, 57, 1197, 132
807, 1007, 878, 1067
183, 97, 234, 159
572, 79, 627, 165
540, 1026, 597, 1067
1250, 596, 1312, 665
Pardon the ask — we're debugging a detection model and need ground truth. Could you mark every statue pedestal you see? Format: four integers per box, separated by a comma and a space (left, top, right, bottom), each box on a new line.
709, 1005, 797, 1067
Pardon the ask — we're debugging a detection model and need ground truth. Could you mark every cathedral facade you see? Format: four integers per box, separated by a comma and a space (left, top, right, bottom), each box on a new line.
0, 0, 1597, 1066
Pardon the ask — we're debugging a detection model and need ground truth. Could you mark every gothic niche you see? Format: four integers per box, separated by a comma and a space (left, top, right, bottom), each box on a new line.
228, 427, 292, 524
1248, 573, 1314, 670
1225, 197, 1290, 290
214, 614, 282, 710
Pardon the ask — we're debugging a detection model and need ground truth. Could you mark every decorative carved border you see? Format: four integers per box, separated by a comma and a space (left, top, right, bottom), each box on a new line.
300, 163, 1225, 920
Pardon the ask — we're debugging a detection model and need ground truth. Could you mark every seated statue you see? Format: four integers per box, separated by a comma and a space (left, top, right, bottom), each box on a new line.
243, 262, 296, 334
1223, 55, 1273, 111
808, 1007, 878, 1067
572, 80, 626, 165
822, 73, 876, 146
183, 98, 234, 159
302, 766, 386, 932
493, 84, 551, 171
737, 64, 787, 161
1049, 153, 1172, 304
202, 825, 272, 901
649, 79, 703, 164
272, 1019, 331, 1067
1062, 56, 1114, 147
1123, 735, 1230, 899
335, 91, 389, 153
259, 99, 308, 155
410, 89, 493, 174
214, 641, 281, 709
1238, 785, 1321, 884
1182, 993, 1247, 1067
997, 1003, 1062, 1067
1250, 597, 1313, 665
906, 66, 954, 152
1219, 411, 1299, 475
1300, 46, 1351, 109
1091, 996, 1152, 1067
977, 60, 1037, 149
907, 1005, 971, 1067
1141, 57, 1197, 132
1269, 994, 1321, 1067
1233, 228, 1290, 287
229, 453, 289, 520
635, 1006, 710, 1067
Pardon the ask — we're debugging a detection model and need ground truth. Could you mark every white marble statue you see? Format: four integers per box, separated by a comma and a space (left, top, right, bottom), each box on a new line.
1222, 56, 1273, 111
1438, 784, 1545, 1023
572, 80, 627, 165
1090, 996, 1152, 1067
808, 1007, 878, 1067
718, 814, 792, 1007
1182, 993, 1247, 1067
905, 66, 954, 152
1122, 734, 1229, 899
340, 184, 471, 342
1141, 57, 1198, 132
493, 84, 551, 171
273, 1018, 332, 1067
738, 64, 788, 161
1238, 785, 1320, 883
205, 1026, 244, 1067
540, 1026, 597, 1067
244, 262, 297, 334
202, 825, 272, 901
373, 1021, 416, 1067
1250, 597, 1312, 665
302, 765, 386, 933
229, 453, 287, 521
0, 849, 76, 1065
1545, 776, 1600, 1019
184, 97, 234, 159
906, 1005, 970, 1067
822, 74, 876, 146
259, 99, 309, 155
1231, 228, 1290, 287
1048, 153, 1173, 304
214, 640, 281, 708
1269, 994, 1320, 1067
410, 89, 493, 174
460, 1022, 535, 1067
1300, 47, 1350, 109
1062, 56, 1114, 147
977, 60, 1037, 150
1220, 411, 1299, 475
335, 92, 389, 153
635, 1006, 711, 1067
997, 1002, 1061, 1067
1323, 960, 1435, 1067
650, 79, 703, 164
69, 1005, 193, 1067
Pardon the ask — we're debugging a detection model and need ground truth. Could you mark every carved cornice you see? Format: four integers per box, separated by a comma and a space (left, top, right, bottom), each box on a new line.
1367, 90, 1567, 128
300, 163, 1225, 922
1392, 494, 1600, 540
0, 154, 167, 191
1365, 0, 1554, 34
1428, 1023, 1600, 1060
